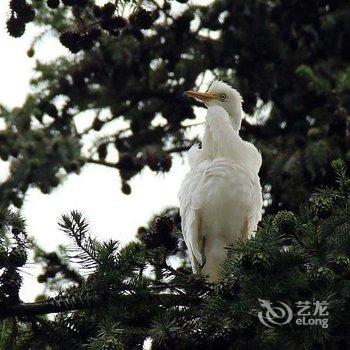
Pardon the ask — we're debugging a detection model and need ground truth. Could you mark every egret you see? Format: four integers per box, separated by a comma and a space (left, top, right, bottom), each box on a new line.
179, 81, 263, 282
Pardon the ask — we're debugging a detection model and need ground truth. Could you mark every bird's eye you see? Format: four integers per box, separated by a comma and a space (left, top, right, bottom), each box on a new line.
219, 94, 226, 101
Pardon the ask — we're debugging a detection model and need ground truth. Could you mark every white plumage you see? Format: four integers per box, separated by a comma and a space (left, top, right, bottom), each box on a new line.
179, 81, 263, 282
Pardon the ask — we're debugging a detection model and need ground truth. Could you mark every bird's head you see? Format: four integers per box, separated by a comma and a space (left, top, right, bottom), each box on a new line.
185, 80, 243, 131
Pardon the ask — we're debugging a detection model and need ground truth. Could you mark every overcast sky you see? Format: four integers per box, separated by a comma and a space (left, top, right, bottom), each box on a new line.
0, 0, 215, 301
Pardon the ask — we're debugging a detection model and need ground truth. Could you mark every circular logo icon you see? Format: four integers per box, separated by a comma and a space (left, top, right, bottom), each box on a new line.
258, 298, 293, 328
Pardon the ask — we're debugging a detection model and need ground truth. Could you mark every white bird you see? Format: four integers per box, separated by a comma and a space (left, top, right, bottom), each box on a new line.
178, 80, 263, 282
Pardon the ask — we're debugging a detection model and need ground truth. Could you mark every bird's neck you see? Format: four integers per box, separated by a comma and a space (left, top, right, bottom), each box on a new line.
201, 115, 261, 174
230, 106, 243, 131
201, 110, 241, 161
201, 127, 215, 159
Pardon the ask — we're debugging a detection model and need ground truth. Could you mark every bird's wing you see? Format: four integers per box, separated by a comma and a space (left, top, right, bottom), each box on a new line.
178, 161, 208, 271
197, 160, 261, 238
246, 174, 263, 238
187, 144, 202, 168
243, 141, 262, 175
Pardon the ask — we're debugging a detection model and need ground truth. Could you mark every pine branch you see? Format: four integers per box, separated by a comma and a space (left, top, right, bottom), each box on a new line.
87, 159, 120, 168
59, 211, 98, 273
0, 294, 201, 319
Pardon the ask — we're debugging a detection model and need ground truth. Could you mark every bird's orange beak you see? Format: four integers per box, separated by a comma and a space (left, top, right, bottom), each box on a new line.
184, 90, 216, 103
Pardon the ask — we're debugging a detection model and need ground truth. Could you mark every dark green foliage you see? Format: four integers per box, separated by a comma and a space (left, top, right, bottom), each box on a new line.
7, 247, 27, 267
59, 210, 99, 272
0, 207, 27, 306
141, 217, 178, 252
2, 0, 349, 211
1, 161, 350, 348
2, 0, 350, 348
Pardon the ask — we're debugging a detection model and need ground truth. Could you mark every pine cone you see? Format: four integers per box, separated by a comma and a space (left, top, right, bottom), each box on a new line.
9, 0, 26, 12
47, 0, 60, 9
45, 252, 61, 264
130, 9, 154, 29
273, 211, 297, 234
0, 247, 8, 268
80, 29, 101, 50
121, 182, 131, 195
101, 2, 116, 17
92, 5, 102, 18
64, 160, 81, 173
8, 247, 27, 267
18, 3, 35, 23
0, 269, 22, 303
59, 31, 82, 53
155, 217, 174, 236
114, 16, 128, 29
27, 47, 34, 57
37, 274, 47, 283
61, 0, 75, 5
12, 227, 25, 236
6, 16, 25, 38
144, 218, 178, 252
101, 16, 127, 32
72, 0, 88, 7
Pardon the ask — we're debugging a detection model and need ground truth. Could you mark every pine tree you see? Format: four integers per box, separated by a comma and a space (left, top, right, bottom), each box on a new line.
1, 160, 350, 348
1, 0, 349, 211
1, 0, 350, 348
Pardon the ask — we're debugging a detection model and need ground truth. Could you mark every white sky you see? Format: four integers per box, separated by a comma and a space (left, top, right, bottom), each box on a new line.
0, 0, 212, 302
